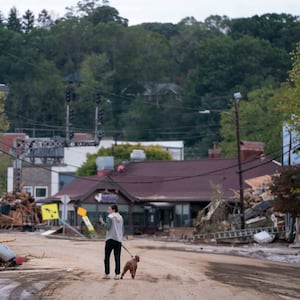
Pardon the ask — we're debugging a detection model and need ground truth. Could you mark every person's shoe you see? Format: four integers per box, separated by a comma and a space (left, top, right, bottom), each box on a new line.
114, 274, 120, 280
102, 274, 110, 279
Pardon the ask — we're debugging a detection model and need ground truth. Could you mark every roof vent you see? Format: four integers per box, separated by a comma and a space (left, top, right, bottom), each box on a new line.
130, 149, 146, 161
96, 156, 114, 170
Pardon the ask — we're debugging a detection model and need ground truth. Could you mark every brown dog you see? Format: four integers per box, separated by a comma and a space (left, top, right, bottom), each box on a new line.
120, 255, 140, 279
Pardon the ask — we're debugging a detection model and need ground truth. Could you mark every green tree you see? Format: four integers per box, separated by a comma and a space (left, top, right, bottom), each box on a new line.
219, 86, 283, 159
140, 22, 179, 39
76, 144, 172, 176
0, 154, 11, 194
204, 15, 231, 33
37, 9, 54, 28
6, 7, 22, 32
0, 12, 4, 25
22, 10, 35, 34
76, 52, 114, 130
276, 42, 300, 134
229, 14, 300, 52
85, 5, 128, 26
270, 166, 300, 216
0, 92, 10, 131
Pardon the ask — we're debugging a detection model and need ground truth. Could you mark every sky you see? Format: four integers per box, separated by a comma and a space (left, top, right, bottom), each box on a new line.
1, 0, 300, 25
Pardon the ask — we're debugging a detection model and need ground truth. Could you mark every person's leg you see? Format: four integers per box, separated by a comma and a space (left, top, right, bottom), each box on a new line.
113, 241, 122, 275
104, 239, 114, 275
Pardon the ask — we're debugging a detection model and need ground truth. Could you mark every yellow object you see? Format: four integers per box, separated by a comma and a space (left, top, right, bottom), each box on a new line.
41, 204, 59, 220
82, 216, 95, 232
77, 207, 87, 217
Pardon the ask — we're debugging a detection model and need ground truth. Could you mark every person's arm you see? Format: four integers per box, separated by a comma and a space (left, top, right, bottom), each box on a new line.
99, 215, 112, 230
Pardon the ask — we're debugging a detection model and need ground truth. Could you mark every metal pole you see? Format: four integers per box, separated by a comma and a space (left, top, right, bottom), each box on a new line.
234, 93, 245, 230
66, 104, 70, 145
95, 105, 99, 141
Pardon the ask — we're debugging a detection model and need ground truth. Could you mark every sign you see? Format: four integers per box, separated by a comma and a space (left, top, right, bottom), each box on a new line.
41, 204, 59, 220
27, 147, 64, 158
61, 195, 71, 204
61, 195, 71, 221
94, 193, 118, 203
15, 137, 65, 158
82, 215, 95, 232
77, 207, 87, 217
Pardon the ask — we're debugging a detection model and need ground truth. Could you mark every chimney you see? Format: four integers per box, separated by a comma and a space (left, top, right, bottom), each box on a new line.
208, 142, 221, 159
240, 141, 264, 162
130, 149, 146, 161
96, 156, 114, 177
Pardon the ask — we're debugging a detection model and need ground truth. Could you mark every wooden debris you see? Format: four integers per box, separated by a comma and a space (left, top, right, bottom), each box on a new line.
0, 189, 43, 230
195, 174, 285, 239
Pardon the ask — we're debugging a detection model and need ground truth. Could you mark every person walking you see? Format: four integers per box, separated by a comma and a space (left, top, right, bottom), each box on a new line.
99, 204, 124, 280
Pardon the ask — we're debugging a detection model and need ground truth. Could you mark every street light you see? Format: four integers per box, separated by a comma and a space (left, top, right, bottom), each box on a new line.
233, 92, 245, 230
199, 98, 245, 229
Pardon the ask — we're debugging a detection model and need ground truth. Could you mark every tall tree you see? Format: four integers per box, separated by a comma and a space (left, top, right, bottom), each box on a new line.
76, 52, 114, 130
37, 9, 54, 29
22, 10, 35, 34
275, 42, 300, 134
270, 166, 300, 216
229, 13, 300, 52
6, 7, 21, 32
219, 85, 284, 159
85, 5, 128, 26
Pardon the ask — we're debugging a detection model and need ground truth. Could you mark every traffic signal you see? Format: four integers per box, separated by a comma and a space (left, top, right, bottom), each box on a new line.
65, 87, 72, 102
98, 108, 104, 123
95, 91, 101, 104
16, 168, 21, 184
97, 131, 104, 140
69, 108, 75, 122
69, 130, 74, 140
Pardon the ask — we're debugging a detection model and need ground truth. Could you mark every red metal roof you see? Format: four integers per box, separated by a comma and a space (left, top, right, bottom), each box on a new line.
49, 156, 280, 203
0, 133, 27, 154
109, 157, 279, 202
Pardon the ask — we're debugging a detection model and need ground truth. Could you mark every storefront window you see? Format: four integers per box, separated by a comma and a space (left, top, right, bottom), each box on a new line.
175, 204, 190, 226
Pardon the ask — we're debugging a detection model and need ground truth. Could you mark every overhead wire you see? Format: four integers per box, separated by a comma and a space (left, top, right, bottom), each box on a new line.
1, 47, 291, 182
0, 137, 295, 189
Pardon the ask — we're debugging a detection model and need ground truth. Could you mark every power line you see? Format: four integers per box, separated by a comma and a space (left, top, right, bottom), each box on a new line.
0, 138, 291, 188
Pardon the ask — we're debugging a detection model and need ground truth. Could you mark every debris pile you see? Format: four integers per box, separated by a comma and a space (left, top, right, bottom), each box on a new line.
0, 189, 42, 231
194, 175, 287, 243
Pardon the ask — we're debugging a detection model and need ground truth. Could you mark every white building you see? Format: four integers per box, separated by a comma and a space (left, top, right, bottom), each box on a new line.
7, 138, 184, 198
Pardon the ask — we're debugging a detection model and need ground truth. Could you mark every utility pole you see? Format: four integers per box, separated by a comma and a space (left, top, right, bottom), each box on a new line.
234, 92, 245, 230
65, 86, 74, 145
94, 90, 104, 145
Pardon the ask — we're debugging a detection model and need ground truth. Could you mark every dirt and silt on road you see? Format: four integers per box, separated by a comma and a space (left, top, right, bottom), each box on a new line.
0, 231, 300, 300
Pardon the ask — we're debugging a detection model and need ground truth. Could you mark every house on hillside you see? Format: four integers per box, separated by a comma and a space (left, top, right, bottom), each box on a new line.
143, 83, 180, 105
42, 143, 280, 235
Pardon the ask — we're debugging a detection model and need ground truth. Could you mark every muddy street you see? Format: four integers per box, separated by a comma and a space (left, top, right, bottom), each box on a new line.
0, 232, 299, 300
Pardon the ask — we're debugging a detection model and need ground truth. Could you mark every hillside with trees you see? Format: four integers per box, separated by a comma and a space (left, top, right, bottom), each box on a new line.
1, 0, 300, 160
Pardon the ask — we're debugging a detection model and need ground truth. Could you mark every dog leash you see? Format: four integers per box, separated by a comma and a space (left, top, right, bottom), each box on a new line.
122, 244, 134, 258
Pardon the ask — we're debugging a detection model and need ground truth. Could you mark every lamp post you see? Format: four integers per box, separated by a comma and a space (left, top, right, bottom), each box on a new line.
199, 97, 245, 230
233, 92, 245, 230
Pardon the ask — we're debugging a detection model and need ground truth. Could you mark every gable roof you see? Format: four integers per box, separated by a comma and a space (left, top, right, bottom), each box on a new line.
43, 176, 101, 202
109, 157, 279, 202
48, 156, 280, 204
144, 83, 180, 96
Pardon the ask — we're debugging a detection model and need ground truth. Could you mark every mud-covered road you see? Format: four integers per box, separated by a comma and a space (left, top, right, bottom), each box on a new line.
1, 232, 299, 300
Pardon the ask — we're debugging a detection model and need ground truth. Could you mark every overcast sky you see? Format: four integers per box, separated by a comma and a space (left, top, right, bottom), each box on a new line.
2, 0, 300, 25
